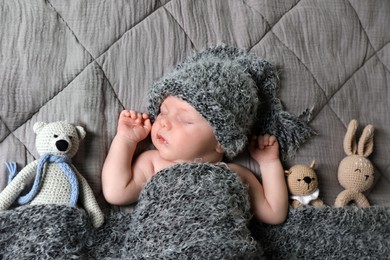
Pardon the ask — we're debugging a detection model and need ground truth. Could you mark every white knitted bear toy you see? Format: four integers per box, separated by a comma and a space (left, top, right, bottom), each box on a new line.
0, 121, 104, 228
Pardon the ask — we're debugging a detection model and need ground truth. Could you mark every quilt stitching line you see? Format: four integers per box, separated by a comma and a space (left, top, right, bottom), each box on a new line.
347, 0, 390, 75
322, 1, 390, 111
326, 44, 390, 109
2, 1, 389, 195
244, 0, 301, 49
0, 0, 185, 153
90, 2, 176, 108
0, 0, 114, 148
373, 167, 390, 191
0, 61, 96, 159
384, 165, 390, 184
46, 0, 174, 110
243, 0, 300, 28
87, 1, 171, 62
0, 118, 12, 144
326, 3, 390, 122
380, 170, 390, 186
47, 1, 174, 110
93, 60, 126, 110
244, 0, 335, 121
46, 0, 95, 57
246, 0, 389, 130
45, 1, 123, 113
378, 42, 390, 72
162, 4, 196, 50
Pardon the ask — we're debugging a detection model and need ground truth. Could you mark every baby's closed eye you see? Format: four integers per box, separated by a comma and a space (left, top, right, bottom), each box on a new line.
178, 115, 195, 124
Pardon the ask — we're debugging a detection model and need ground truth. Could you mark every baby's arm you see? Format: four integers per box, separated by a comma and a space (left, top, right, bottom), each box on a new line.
249, 134, 288, 223
233, 134, 288, 224
102, 110, 152, 205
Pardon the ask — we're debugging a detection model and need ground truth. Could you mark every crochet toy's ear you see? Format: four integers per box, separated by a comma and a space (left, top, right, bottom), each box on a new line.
75, 126, 86, 141
310, 160, 316, 169
284, 170, 291, 177
33, 122, 47, 134
358, 124, 374, 158
343, 119, 358, 156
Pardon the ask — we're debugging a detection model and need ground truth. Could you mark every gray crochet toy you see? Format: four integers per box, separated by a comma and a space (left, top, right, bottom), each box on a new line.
149, 44, 315, 160
0, 121, 104, 228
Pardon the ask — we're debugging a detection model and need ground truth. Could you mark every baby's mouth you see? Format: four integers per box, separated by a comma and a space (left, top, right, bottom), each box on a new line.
157, 134, 168, 144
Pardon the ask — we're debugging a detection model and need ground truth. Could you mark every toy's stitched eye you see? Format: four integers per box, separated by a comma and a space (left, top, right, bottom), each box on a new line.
68, 136, 73, 140
54, 135, 59, 138
355, 169, 362, 173
297, 179, 301, 182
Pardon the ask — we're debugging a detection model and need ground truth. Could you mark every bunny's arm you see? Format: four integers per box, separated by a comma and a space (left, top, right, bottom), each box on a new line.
0, 160, 38, 210
73, 167, 105, 228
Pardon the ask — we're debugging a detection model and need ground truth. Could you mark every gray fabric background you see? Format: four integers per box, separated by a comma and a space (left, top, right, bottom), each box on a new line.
0, 0, 389, 208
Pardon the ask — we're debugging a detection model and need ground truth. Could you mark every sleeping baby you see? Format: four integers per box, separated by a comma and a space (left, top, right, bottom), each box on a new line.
102, 44, 313, 258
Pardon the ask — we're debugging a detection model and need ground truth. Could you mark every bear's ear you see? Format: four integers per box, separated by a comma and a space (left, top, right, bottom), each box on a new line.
310, 160, 316, 169
75, 125, 86, 141
33, 122, 47, 134
284, 170, 291, 177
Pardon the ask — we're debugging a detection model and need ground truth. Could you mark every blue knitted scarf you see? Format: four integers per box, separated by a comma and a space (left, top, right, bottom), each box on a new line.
7, 154, 79, 206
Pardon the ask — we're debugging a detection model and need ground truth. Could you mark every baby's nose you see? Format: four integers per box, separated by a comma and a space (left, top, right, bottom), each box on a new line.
160, 117, 172, 129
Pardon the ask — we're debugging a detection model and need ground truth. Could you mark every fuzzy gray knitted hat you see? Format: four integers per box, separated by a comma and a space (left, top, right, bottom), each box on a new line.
148, 44, 315, 160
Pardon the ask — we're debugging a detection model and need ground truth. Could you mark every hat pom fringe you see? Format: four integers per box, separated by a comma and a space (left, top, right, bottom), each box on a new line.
257, 102, 317, 161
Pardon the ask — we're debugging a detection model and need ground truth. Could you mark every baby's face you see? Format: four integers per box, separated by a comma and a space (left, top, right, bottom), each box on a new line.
151, 96, 224, 163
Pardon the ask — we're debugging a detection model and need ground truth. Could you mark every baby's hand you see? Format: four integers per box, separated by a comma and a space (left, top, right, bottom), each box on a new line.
117, 110, 152, 143
249, 134, 280, 164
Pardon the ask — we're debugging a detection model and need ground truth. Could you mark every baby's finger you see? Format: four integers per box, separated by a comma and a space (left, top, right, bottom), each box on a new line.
250, 135, 260, 147
142, 113, 149, 120
258, 135, 266, 149
268, 135, 277, 145
135, 112, 143, 122
130, 111, 138, 119
143, 118, 152, 131
120, 110, 131, 118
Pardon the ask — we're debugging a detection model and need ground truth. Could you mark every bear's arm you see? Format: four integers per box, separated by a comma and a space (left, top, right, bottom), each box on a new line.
0, 160, 39, 210
73, 166, 104, 228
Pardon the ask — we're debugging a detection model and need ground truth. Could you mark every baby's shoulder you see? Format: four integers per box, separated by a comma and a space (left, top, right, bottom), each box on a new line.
226, 162, 250, 174
136, 149, 174, 175
226, 162, 258, 183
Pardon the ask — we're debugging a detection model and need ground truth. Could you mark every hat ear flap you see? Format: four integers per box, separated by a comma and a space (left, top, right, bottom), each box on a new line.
245, 54, 316, 161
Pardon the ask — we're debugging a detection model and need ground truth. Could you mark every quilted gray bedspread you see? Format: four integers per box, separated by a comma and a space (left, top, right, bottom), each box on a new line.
0, 0, 389, 258
1, 0, 388, 207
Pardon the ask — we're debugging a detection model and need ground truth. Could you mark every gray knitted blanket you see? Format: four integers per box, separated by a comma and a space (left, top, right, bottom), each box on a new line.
0, 163, 389, 259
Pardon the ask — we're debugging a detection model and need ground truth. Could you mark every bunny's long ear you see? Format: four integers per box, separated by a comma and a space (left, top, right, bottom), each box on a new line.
343, 119, 358, 155
358, 124, 374, 157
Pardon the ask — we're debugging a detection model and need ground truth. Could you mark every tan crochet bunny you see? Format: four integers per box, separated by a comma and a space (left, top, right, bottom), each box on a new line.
285, 160, 324, 208
335, 119, 375, 208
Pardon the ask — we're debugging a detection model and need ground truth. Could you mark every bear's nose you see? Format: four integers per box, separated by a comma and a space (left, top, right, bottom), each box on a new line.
303, 176, 312, 184
56, 140, 69, 152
